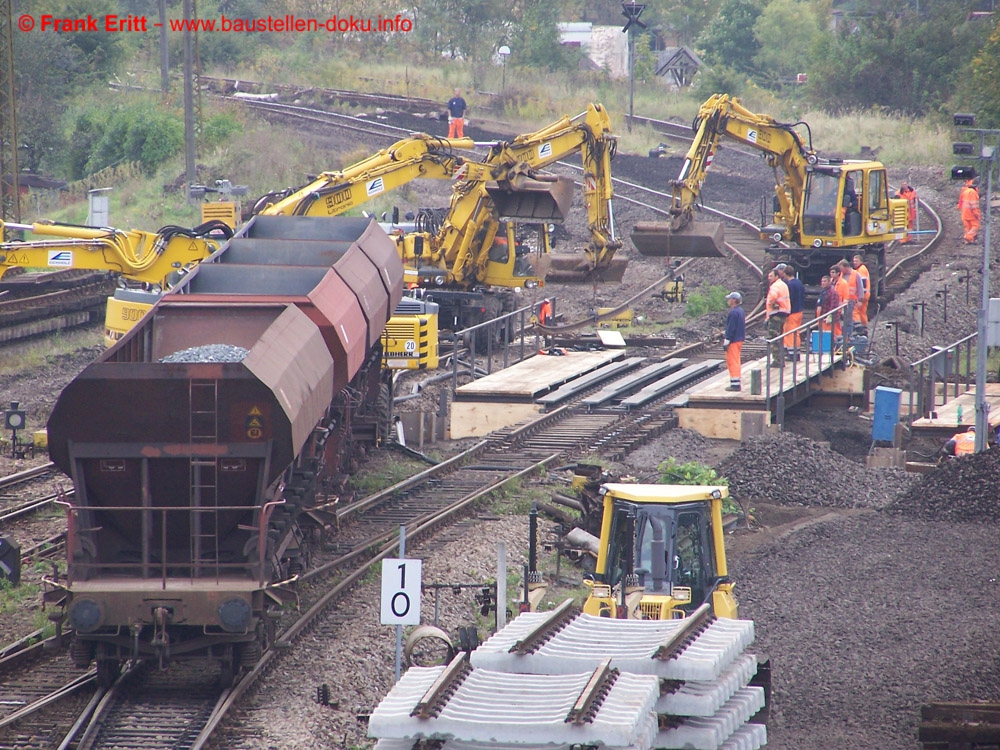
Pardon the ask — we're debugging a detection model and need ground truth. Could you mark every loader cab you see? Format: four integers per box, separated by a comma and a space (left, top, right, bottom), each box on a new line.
583, 483, 738, 621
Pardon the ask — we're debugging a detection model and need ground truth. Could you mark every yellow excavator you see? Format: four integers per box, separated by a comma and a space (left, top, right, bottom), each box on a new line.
582, 483, 738, 620
0, 105, 620, 349
0, 219, 229, 345
384, 102, 622, 332
632, 94, 909, 295
256, 103, 622, 331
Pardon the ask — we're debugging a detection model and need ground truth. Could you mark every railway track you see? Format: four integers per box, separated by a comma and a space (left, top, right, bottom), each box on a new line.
0, 335, 720, 749
0, 272, 112, 345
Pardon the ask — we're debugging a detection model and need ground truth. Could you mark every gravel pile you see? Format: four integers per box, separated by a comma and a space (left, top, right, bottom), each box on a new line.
159, 344, 249, 363
718, 432, 920, 509
732, 513, 1000, 749
886, 447, 1000, 522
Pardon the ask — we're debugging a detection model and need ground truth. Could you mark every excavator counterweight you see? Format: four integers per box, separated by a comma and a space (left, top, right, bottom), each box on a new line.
631, 220, 726, 258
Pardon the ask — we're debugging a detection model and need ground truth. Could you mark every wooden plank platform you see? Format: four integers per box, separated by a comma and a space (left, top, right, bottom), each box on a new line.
687, 351, 849, 404
677, 352, 863, 441
536, 356, 647, 407
910, 385, 1000, 433
454, 349, 626, 402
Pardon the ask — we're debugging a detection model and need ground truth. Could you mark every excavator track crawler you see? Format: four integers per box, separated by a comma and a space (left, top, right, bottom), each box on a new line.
486, 176, 575, 222
631, 221, 726, 258
546, 256, 628, 283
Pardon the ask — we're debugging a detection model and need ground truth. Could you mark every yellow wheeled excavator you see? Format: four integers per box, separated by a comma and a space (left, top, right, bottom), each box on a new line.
0, 106, 620, 350
582, 483, 738, 620
257, 103, 622, 332
383, 103, 622, 333
632, 93, 909, 295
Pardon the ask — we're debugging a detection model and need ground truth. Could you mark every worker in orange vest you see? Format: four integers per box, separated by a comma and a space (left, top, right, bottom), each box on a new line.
958, 178, 981, 244
537, 298, 552, 326
895, 182, 918, 243
765, 268, 790, 366
943, 426, 977, 457
851, 254, 871, 325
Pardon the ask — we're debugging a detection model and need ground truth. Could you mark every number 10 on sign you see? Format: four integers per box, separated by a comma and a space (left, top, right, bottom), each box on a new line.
381, 558, 422, 625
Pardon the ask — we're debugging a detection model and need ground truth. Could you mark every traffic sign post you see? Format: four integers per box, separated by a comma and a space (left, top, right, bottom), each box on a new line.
382, 525, 422, 682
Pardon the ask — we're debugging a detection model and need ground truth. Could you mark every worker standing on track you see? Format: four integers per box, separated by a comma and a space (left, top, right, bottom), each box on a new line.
851, 254, 871, 325
765, 268, 790, 367
958, 178, 981, 244
723, 291, 745, 391
447, 88, 468, 139
895, 182, 918, 243
778, 264, 804, 361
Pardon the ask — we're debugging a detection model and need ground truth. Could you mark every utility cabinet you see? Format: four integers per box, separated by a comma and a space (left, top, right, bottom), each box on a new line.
872, 386, 902, 443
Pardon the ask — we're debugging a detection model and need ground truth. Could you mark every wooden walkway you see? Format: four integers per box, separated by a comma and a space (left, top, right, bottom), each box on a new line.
681, 351, 848, 406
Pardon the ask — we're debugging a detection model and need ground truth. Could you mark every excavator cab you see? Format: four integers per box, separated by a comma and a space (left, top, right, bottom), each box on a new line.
789, 161, 905, 248
582, 483, 738, 620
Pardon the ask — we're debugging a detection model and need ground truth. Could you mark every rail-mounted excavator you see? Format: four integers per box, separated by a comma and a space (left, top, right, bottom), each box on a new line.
383, 102, 622, 333
632, 94, 909, 296
0, 105, 620, 351
256, 103, 623, 333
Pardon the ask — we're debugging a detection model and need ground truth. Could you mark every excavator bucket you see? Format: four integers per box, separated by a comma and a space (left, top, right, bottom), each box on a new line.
487, 176, 575, 222
630, 221, 726, 258
546, 255, 628, 283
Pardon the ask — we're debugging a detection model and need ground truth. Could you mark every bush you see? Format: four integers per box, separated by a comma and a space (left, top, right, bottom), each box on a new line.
656, 458, 727, 486
684, 284, 729, 318
202, 113, 244, 149
69, 101, 184, 178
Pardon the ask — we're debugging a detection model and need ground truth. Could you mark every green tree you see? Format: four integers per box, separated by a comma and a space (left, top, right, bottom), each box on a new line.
516, 0, 578, 71
962, 24, 1000, 127
696, 0, 763, 77
412, 0, 514, 64
21, 0, 127, 77
13, 29, 84, 175
655, 0, 723, 47
633, 33, 658, 82
806, 0, 988, 115
752, 0, 825, 86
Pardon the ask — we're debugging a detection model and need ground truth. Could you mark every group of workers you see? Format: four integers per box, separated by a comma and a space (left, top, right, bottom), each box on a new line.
723, 255, 872, 390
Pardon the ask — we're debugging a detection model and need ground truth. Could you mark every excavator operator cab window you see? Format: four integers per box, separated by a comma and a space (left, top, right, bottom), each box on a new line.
843, 170, 863, 236
867, 168, 889, 220
674, 511, 708, 608
601, 503, 636, 587
633, 503, 716, 610
803, 172, 840, 236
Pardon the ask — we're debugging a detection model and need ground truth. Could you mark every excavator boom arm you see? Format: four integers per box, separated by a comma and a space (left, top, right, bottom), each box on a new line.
672, 94, 814, 238
256, 135, 476, 217
0, 221, 219, 286
433, 103, 621, 279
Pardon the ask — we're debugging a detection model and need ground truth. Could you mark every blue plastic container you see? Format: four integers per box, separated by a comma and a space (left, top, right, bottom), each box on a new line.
811, 330, 833, 353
